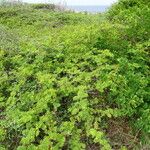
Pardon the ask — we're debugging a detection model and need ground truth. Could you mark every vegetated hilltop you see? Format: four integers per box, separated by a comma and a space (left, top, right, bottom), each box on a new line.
0, 0, 149, 150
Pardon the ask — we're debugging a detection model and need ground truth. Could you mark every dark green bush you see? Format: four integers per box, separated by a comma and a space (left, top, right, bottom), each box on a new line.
31, 4, 56, 10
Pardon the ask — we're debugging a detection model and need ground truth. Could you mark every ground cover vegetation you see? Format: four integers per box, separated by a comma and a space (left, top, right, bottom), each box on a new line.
0, 0, 150, 149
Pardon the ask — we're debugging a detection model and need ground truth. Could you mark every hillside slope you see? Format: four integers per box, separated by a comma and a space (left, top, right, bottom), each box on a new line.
0, 2, 149, 150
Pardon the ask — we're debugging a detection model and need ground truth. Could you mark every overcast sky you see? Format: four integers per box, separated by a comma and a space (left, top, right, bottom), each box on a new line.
22, 0, 118, 5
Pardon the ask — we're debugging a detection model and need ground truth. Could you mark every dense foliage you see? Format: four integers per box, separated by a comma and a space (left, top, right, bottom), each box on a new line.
0, 1, 149, 150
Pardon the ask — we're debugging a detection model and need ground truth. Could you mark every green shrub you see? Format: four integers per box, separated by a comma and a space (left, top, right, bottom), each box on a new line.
0, 1, 149, 149
31, 4, 56, 10
0, 25, 19, 51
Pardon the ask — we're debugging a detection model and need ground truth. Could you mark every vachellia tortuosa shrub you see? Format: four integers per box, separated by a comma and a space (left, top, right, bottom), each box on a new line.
107, 0, 150, 42
0, 0, 150, 149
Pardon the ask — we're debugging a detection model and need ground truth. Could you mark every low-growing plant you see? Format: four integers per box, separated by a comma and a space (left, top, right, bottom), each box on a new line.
0, 0, 149, 149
